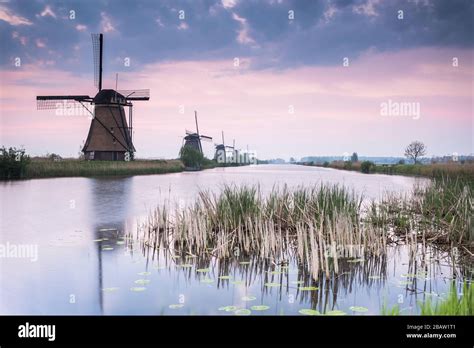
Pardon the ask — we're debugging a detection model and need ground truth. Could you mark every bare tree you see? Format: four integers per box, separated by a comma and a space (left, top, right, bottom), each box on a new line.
404, 141, 426, 164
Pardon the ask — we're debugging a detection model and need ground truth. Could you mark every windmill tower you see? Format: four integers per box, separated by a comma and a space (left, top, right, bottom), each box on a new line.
182, 111, 212, 155
36, 33, 150, 161
214, 131, 234, 164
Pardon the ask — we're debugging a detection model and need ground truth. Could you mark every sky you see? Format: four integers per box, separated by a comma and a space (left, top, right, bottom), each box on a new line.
0, 0, 473, 160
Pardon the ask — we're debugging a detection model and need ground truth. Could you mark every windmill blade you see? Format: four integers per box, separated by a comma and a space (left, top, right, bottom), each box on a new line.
117, 89, 150, 101
200, 135, 213, 142
91, 33, 103, 91
36, 95, 92, 110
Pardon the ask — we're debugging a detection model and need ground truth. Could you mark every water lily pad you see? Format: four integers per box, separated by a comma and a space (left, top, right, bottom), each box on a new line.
291, 280, 304, 285
178, 264, 193, 268
347, 258, 364, 263
268, 270, 282, 275
234, 309, 251, 315
401, 273, 416, 278
138, 272, 151, 276
326, 310, 347, 315
239, 261, 251, 265
102, 247, 114, 251
218, 275, 232, 280
264, 282, 280, 287
196, 268, 210, 273
169, 304, 184, 309
93, 239, 103, 242
242, 296, 257, 301
251, 305, 270, 311
231, 280, 244, 285
368, 276, 381, 280
398, 280, 413, 285
200, 278, 214, 284
99, 228, 116, 232
349, 306, 368, 312
130, 287, 146, 292
218, 306, 238, 312
102, 287, 119, 292
298, 286, 319, 291
116, 241, 125, 245
134, 279, 150, 285
299, 309, 320, 316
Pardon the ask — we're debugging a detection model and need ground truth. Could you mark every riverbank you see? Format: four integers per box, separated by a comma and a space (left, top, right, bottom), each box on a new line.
301, 161, 474, 182
21, 158, 185, 179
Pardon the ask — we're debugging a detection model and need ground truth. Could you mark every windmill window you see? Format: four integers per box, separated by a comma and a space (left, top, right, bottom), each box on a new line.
113, 137, 117, 144
110, 127, 114, 134
90, 151, 95, 160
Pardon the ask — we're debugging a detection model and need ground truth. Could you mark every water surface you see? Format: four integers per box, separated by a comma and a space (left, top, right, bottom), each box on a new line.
0, 164, 467, 315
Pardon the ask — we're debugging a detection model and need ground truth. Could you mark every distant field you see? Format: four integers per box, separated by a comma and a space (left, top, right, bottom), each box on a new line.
23, 159, 184, 179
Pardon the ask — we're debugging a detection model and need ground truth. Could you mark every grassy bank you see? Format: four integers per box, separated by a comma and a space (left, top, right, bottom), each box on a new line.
23, 158, 184, 179
303, 161, 474, 182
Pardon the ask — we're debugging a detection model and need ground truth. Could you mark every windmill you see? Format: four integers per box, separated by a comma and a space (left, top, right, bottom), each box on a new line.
214, 131, 234, 164
36, 33, 150, 161
181, 111, 212, 155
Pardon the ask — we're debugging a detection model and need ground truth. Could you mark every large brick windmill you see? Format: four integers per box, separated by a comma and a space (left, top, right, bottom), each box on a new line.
36, 33, 150, 161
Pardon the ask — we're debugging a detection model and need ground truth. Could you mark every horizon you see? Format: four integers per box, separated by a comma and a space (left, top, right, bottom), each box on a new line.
1, 0, 473, 160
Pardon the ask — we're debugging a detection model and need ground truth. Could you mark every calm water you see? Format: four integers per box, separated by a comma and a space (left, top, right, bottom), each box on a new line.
0, 165, 468, 315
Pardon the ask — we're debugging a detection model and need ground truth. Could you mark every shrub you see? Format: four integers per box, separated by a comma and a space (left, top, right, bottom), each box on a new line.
0, 147, 30, 179
179, 146, 205, 168
361, 161, 374, 174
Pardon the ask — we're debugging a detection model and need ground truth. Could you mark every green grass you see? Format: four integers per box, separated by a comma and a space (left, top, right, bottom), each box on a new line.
419, 282, 473, 315
381, 282, 473, 315
23, 159, 184, 179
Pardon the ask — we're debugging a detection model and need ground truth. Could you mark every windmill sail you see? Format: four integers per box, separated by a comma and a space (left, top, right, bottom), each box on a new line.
117, 89, 150, 101
36, 95, 92, 110
91, 33, 103, 91
200, 135, 212, 141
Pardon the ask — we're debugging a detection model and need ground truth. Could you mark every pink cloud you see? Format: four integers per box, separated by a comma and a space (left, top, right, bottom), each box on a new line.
0, 6, 32, 26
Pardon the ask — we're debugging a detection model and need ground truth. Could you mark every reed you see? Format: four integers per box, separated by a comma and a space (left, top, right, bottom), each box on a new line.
140, 184, 387, 280
140, 179, 473, 282
367, 177, 473, 249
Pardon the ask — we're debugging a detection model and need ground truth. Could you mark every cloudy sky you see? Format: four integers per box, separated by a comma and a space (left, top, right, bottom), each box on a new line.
0, 0, 472, 159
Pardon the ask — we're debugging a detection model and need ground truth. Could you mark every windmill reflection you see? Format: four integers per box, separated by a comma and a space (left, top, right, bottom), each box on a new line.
88, 177, 133, 314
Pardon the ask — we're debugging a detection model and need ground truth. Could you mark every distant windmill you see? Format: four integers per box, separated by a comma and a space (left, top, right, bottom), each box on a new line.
36, 33, 150, 161
182, 111, 212, 155
214, 131, 234, 164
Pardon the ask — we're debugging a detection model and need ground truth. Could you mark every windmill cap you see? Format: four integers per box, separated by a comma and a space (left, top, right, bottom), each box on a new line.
93, 89, 127, 105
